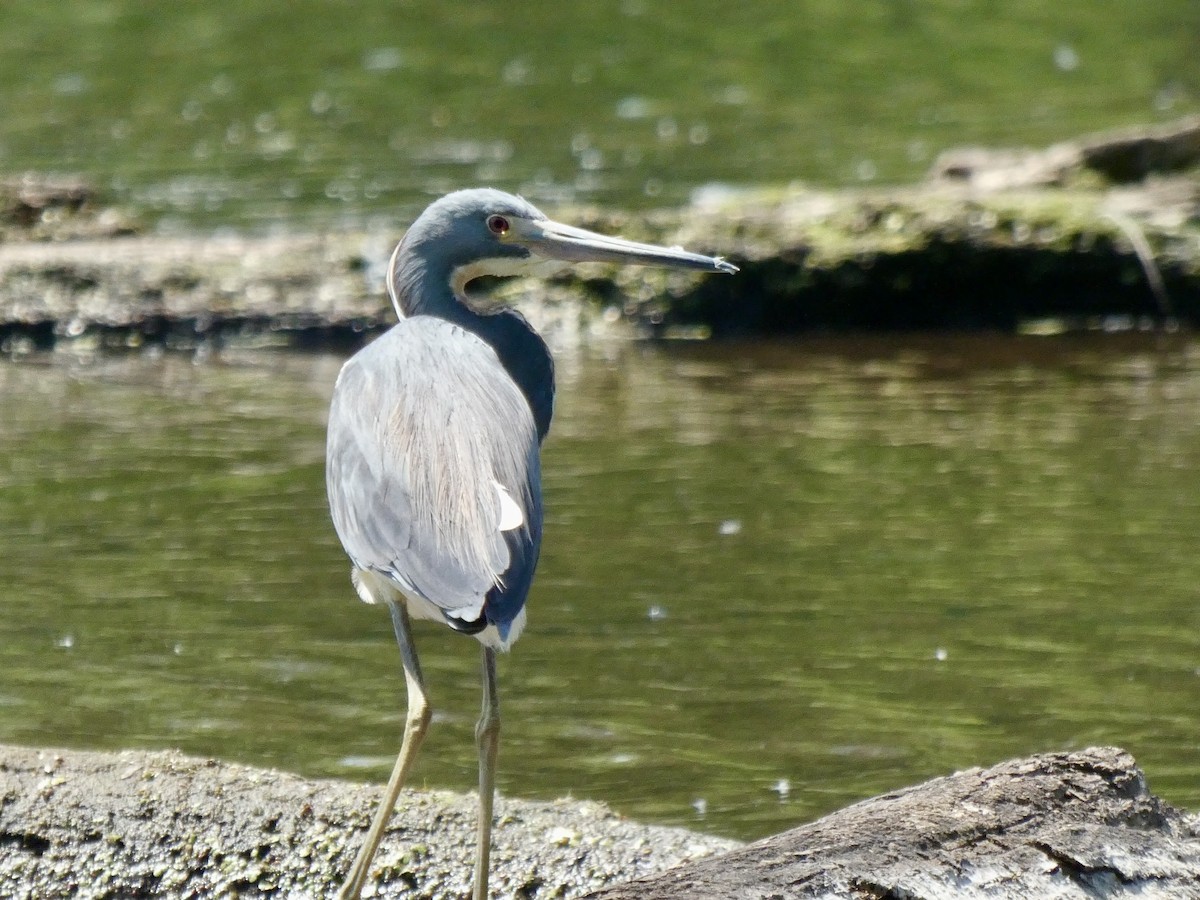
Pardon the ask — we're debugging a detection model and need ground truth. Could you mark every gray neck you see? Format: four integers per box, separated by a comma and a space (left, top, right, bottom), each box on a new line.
387, 238, 452, 320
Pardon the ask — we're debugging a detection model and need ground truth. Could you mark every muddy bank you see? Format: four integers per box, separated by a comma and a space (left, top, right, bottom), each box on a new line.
2, 118, 1199, 350
0, 743, 738, 899
4, 745, 1197, 899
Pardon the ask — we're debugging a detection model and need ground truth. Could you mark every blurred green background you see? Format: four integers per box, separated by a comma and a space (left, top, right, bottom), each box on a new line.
1, 1, 1198, 847
1, 1, 1196, 228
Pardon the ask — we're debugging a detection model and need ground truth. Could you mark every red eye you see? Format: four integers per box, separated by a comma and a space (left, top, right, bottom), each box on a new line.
486, 214, 510, 235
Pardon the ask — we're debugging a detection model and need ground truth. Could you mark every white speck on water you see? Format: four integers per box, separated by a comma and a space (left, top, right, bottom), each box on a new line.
338, 755, 394, 770
56, 634, 74, 650
692, 797, 707, 816
718, 519, 742, 536
578, 148, 604, 171
362, 47, 403, 72
1155, 82, 1182, 113
224, 122, 246, 147
1054, 44, 1079, 72
616, 96, 653, 120
209, 74, 234, 97
647, 604, 668, 621
715, 84, 750, 106
502, 57, 532, 86
310, 91, 332, 115
934, 646, 948, 662
772, 778, 790, 799
53, 73, 88, 95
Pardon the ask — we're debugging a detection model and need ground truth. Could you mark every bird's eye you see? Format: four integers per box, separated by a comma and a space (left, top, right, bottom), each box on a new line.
486, 214, 510, 236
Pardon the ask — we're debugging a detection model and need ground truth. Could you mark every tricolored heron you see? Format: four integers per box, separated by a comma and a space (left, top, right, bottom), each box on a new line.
325, 188, 736, 899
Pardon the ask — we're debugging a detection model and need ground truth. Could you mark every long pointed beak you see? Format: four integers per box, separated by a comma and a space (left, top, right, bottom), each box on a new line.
517, 217, 738, 274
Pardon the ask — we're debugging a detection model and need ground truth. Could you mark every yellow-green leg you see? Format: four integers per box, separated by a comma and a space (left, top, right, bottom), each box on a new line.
338, 600, 431, 900
472, 646, 500, 900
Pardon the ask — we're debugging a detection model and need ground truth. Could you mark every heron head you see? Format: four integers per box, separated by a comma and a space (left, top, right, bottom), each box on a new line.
389, 188, 736, 311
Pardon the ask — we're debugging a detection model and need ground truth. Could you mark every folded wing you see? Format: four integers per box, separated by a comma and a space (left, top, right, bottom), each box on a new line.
326, 317, 542, 641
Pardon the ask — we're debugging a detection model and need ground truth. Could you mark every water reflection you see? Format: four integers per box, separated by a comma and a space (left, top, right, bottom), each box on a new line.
1, 3, 1196, 228
0, 336, 1197, 840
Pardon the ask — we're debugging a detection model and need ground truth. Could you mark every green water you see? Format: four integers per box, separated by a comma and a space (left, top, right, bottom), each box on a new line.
1, 335, 1198, 840
1, 2, 1196, 228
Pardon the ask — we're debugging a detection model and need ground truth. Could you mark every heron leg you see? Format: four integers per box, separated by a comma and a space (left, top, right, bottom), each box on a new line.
472, 646, 500, 900
338, 599, 432, 900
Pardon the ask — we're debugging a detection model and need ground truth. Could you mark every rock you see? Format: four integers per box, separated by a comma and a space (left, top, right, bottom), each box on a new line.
583, 747, 1200, 900
4, 118, 1200, 345
0, 232, 620, 353
5, 745, 1195, 899
0, 743, 739, 899
929, 116, 1200, 189
0, 173, 138, 242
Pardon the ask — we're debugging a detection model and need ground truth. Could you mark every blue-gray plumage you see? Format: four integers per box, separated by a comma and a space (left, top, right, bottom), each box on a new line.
328, 316, 542, 644
325, 188, 735, 900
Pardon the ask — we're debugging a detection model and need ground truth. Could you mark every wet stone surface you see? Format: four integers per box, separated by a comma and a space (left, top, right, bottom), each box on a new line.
0, 744, 739, 899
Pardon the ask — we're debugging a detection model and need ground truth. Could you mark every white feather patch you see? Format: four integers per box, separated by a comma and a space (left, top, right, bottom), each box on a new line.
494, 480, 524, 531
451, 256, 568, 297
